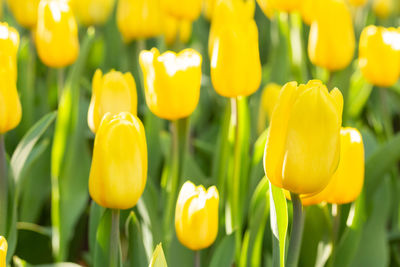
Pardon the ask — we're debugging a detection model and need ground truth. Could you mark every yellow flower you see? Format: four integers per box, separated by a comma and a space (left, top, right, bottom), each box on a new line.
0, 236, 7, 267
302, 127, 364, 205
256, 0, 274, 19
268, 0, 300, 12
209, 0, 261, 97
175, 181, 219, 250
359, 25, 400, 87
116, 0, 163, 42
308, 0, 355, 71
163, 15, 192, 46
300, 0, 322, 25
373, 0, 392, 19
139, 47, 202, 120
88, 69, 138, 134
7, 0, 40, 28
161, 0, 202, 21
348, 0, 367, 7
263, 80, 343, 195
0, 23, 22, 134
89, 112, 147, 210
258, 83, 281, 134
36, 0, 80, 68
71, 0, 116, 26
203, 0, 216, 20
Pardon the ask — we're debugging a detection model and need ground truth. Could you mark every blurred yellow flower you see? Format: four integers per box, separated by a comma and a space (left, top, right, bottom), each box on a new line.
348, 0, 367, 7
36, 0, 79, 68
161, 0, 202, 21
88, 69, 137, 134
139, 47, 202, 120
71, 0, 115, 26
0, 236, 7, 267
308, 0, 355, 71
256, 0, 274, 19
89, 112, 147, 210
373, 0, 392, 18
258, 83, 281, 134
163, 15, 192, 46
117, 0, 163, 42
264, 80, 343, 195
359, 26, 400, 87
7, 0, 40, 28
268, 0, 300, 12
209, 0, 261, 97
203, 0, 216, 20
302, 127, 364, 206
175, 181, 219, 250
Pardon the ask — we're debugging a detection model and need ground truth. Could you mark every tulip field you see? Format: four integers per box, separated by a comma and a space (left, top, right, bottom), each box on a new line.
1, 0, 400, 266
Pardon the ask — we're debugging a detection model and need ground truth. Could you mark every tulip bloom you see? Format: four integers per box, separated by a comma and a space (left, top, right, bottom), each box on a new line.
268, 0, 300, 12
139, 47, 202, 120
0, 236, 6, 267
256, 0, 274, 19
36, 0, 80, 68
308, 0, 355, 71
7, 0, 40, 28
209, 0, 261, 97
161, 0, 202, 21
260, 83, 281, 120
175, 181, 219, 250
0, 23, 22, 134
117, 0, 163, 42
203, 0, 216, 20
373, 0, 392, 19
359, 26, 400, 87
300, 0, 323, 25
302, 127, 365, 206
264, 80, 343, 195
71, 0, 115, 26
89, 112, 147, 210
163, 15, 192, 46
88, 69, 137, 133
348, 0, 367, 7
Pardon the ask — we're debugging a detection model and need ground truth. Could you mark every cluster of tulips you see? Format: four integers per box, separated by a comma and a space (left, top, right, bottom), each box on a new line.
0, 0, 399, 266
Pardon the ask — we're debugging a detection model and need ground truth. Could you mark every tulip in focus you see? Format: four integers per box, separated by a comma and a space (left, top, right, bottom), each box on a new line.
89, 112, 148, 209
139, 47, 202, 120
302, 127, 365, 206
359, 26, 400, 87
88, 69, 137, 133
71, 0, 116, 26
117, 0, 163, 42
0, 236, 6, 267
373, 0, 392, 19
36, 0, 80, 68
161, 0, 202, 21
209, 0, 261, 97
175, 181, 219, 250
264, 80, 343, 195
7, 0, 40, 28
163, 15, 192, 46
308, 0, 355, 71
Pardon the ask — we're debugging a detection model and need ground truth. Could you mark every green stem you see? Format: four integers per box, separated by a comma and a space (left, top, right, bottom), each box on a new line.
287, 193, 305, 267
194, 250, 201, 267
0, 135, 7, 235
328, 204, 341, 267
57, 68, 65, 102
110, 209, 120, 267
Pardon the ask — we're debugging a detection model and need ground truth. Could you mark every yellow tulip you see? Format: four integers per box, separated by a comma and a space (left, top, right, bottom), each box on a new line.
36, 0, 80, 68
71, 0, 116, 26
268, 0, 300, 12
161, 0, 202, 21
258, 83, 281, 134
302, 127, 364, 206
359, 26, 400, 87
348, 0, 367, 7
373, 0, 392, 18
256, 0, 274, 19
175, 181, 219, 250
263, 80, 343, 195
300, 0, 322, 25
209, 0, 261, 97
139, 47, 202, 120
203, 0, 216, 20
116, 0, 163, 42
89, 112, 147, 210
308, 0, 355, 71
88, 69, 138, 134
0, 236, 6, 267
0, 23, 22, 134
7, 0, 40, 28
163, 15, 192, 46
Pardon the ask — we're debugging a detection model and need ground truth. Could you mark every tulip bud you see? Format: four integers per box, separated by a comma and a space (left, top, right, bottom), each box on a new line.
308, 0, 355, 71
300, 0, 322, 25
256, 0, 274, 19
7, 0, 40, 28
348, 0, 367, 7
88, 69, 137, 133
161, 0, 202, 21
373, 0, 392, 19
260, 83, 281, 120
71, 0, 116, 26
175, 181, 219, 250
163, 15, 192, 46
139, 47, 202, 120
203, 0, 216, 20
209, 0, 261, 97
359, 26, 400, 87
0, 23, 22, 134
302, 127, 364, 205
116, 0, 163, 42
264, 80, 343, 195
89, 112, 148, 209
36, 0, 80, 68
268, 0, 300, 12
0, 236, 7, 267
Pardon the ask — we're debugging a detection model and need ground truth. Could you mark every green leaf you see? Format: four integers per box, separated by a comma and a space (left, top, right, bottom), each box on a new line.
126, 212, 148, 267
209, 233, 236, 267
89, 201, 105, 262
149, 244, 168, 267
269, 183, 288, 267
